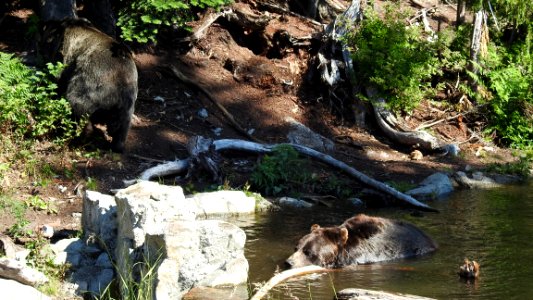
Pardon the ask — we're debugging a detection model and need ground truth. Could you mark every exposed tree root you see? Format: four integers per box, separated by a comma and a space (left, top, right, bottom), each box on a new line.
319, 0, 459, 156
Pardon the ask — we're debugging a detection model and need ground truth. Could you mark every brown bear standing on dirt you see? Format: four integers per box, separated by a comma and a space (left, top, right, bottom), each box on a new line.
39, 18, 138, 152
286, 214, 437, 268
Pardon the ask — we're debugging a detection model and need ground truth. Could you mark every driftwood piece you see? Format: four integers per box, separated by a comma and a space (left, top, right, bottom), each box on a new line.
130, 137, 438, 212
250, 265, 328, 300
336, 288, 436, 300
250, 266, 435, 300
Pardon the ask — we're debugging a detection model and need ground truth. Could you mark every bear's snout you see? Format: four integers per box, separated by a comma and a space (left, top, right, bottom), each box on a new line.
285, 250, 313, 269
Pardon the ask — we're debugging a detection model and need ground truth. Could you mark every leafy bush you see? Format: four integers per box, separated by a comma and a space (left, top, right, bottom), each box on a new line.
117, 0, 233, 43
341, 4, 441, 112
0, 52, 82, 143
472, 41, 532, 149
251, 145, 310, 196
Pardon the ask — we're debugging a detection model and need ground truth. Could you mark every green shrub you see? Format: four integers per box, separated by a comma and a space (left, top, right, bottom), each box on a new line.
341, 3, 441, 112
472, 42, 532, 149
251, 145, 311, 196
0, 52, 82, 143
117, 0, 233, 44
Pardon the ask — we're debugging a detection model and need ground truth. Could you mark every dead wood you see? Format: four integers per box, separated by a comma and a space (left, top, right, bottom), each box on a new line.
186, 136, 223, 183
129, 136, 438, 212
178, 9, 232, 43
224, 3, 273, 31
250, 265, 329, 300
319, 0, 458, 155
336, 288, 436, 300
257, 1, 323, 27
414, 111, 472, 131
167, 64, 263, 143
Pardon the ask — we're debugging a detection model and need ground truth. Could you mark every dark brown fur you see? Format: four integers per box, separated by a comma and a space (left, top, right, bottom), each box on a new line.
286, 214, 437, 268
40, 19, 138, 152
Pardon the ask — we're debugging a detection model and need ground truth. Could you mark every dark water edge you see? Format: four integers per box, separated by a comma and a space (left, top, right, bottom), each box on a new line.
231, 180, 533, 300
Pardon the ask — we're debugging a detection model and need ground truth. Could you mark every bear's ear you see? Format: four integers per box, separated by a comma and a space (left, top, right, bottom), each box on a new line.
310, 224, 321, 232
339, 228, 349, 245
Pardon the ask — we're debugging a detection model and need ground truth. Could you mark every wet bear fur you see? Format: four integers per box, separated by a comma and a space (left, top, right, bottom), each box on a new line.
286, 214, 437, 268
40, 18, 138, 152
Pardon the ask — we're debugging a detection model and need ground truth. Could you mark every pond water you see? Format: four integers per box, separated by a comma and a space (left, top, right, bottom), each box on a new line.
233, 180, 533, 299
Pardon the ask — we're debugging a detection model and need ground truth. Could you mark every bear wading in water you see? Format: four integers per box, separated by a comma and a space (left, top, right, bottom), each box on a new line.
40, 18, 138, 152
286, 214, 437, 268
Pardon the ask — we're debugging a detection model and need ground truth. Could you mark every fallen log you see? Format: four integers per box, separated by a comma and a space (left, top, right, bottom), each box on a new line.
127, 136, 438, 212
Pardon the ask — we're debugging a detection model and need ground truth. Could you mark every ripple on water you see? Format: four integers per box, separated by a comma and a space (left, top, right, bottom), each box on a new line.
241, 181, 533, 300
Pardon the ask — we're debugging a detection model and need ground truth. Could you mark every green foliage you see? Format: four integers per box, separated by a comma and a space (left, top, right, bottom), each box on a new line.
251, 145, 310, 196
0, 52, 83, 143
86, 177, 98, 190
473, 41, 532, 149
25, 195, 58, 214
2, 194, 32, 239
117, 0, 233, 43
486, 151, 533, 177
341, 4, 441, 112
250, 145, 354, 198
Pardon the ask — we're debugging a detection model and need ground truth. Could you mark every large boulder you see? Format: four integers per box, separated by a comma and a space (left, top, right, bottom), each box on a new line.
112, 181, 249, 300
146, 220, 248, 299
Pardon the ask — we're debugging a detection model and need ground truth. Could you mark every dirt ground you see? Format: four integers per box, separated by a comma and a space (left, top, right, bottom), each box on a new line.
0, 1, 517, 237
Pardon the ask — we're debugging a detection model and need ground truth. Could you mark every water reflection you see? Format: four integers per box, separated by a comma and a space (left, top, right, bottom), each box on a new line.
240, 181, 533, 299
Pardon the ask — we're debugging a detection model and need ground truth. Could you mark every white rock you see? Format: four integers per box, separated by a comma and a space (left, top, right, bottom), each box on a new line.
406, 172, 454, 200
0, 278, 51, 300
187, 190, 256, 216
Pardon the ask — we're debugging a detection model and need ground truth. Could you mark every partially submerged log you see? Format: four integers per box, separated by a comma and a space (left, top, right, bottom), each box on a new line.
249, 265, 435, 300
250, 265, 328, 300
128, 136, 438, 212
